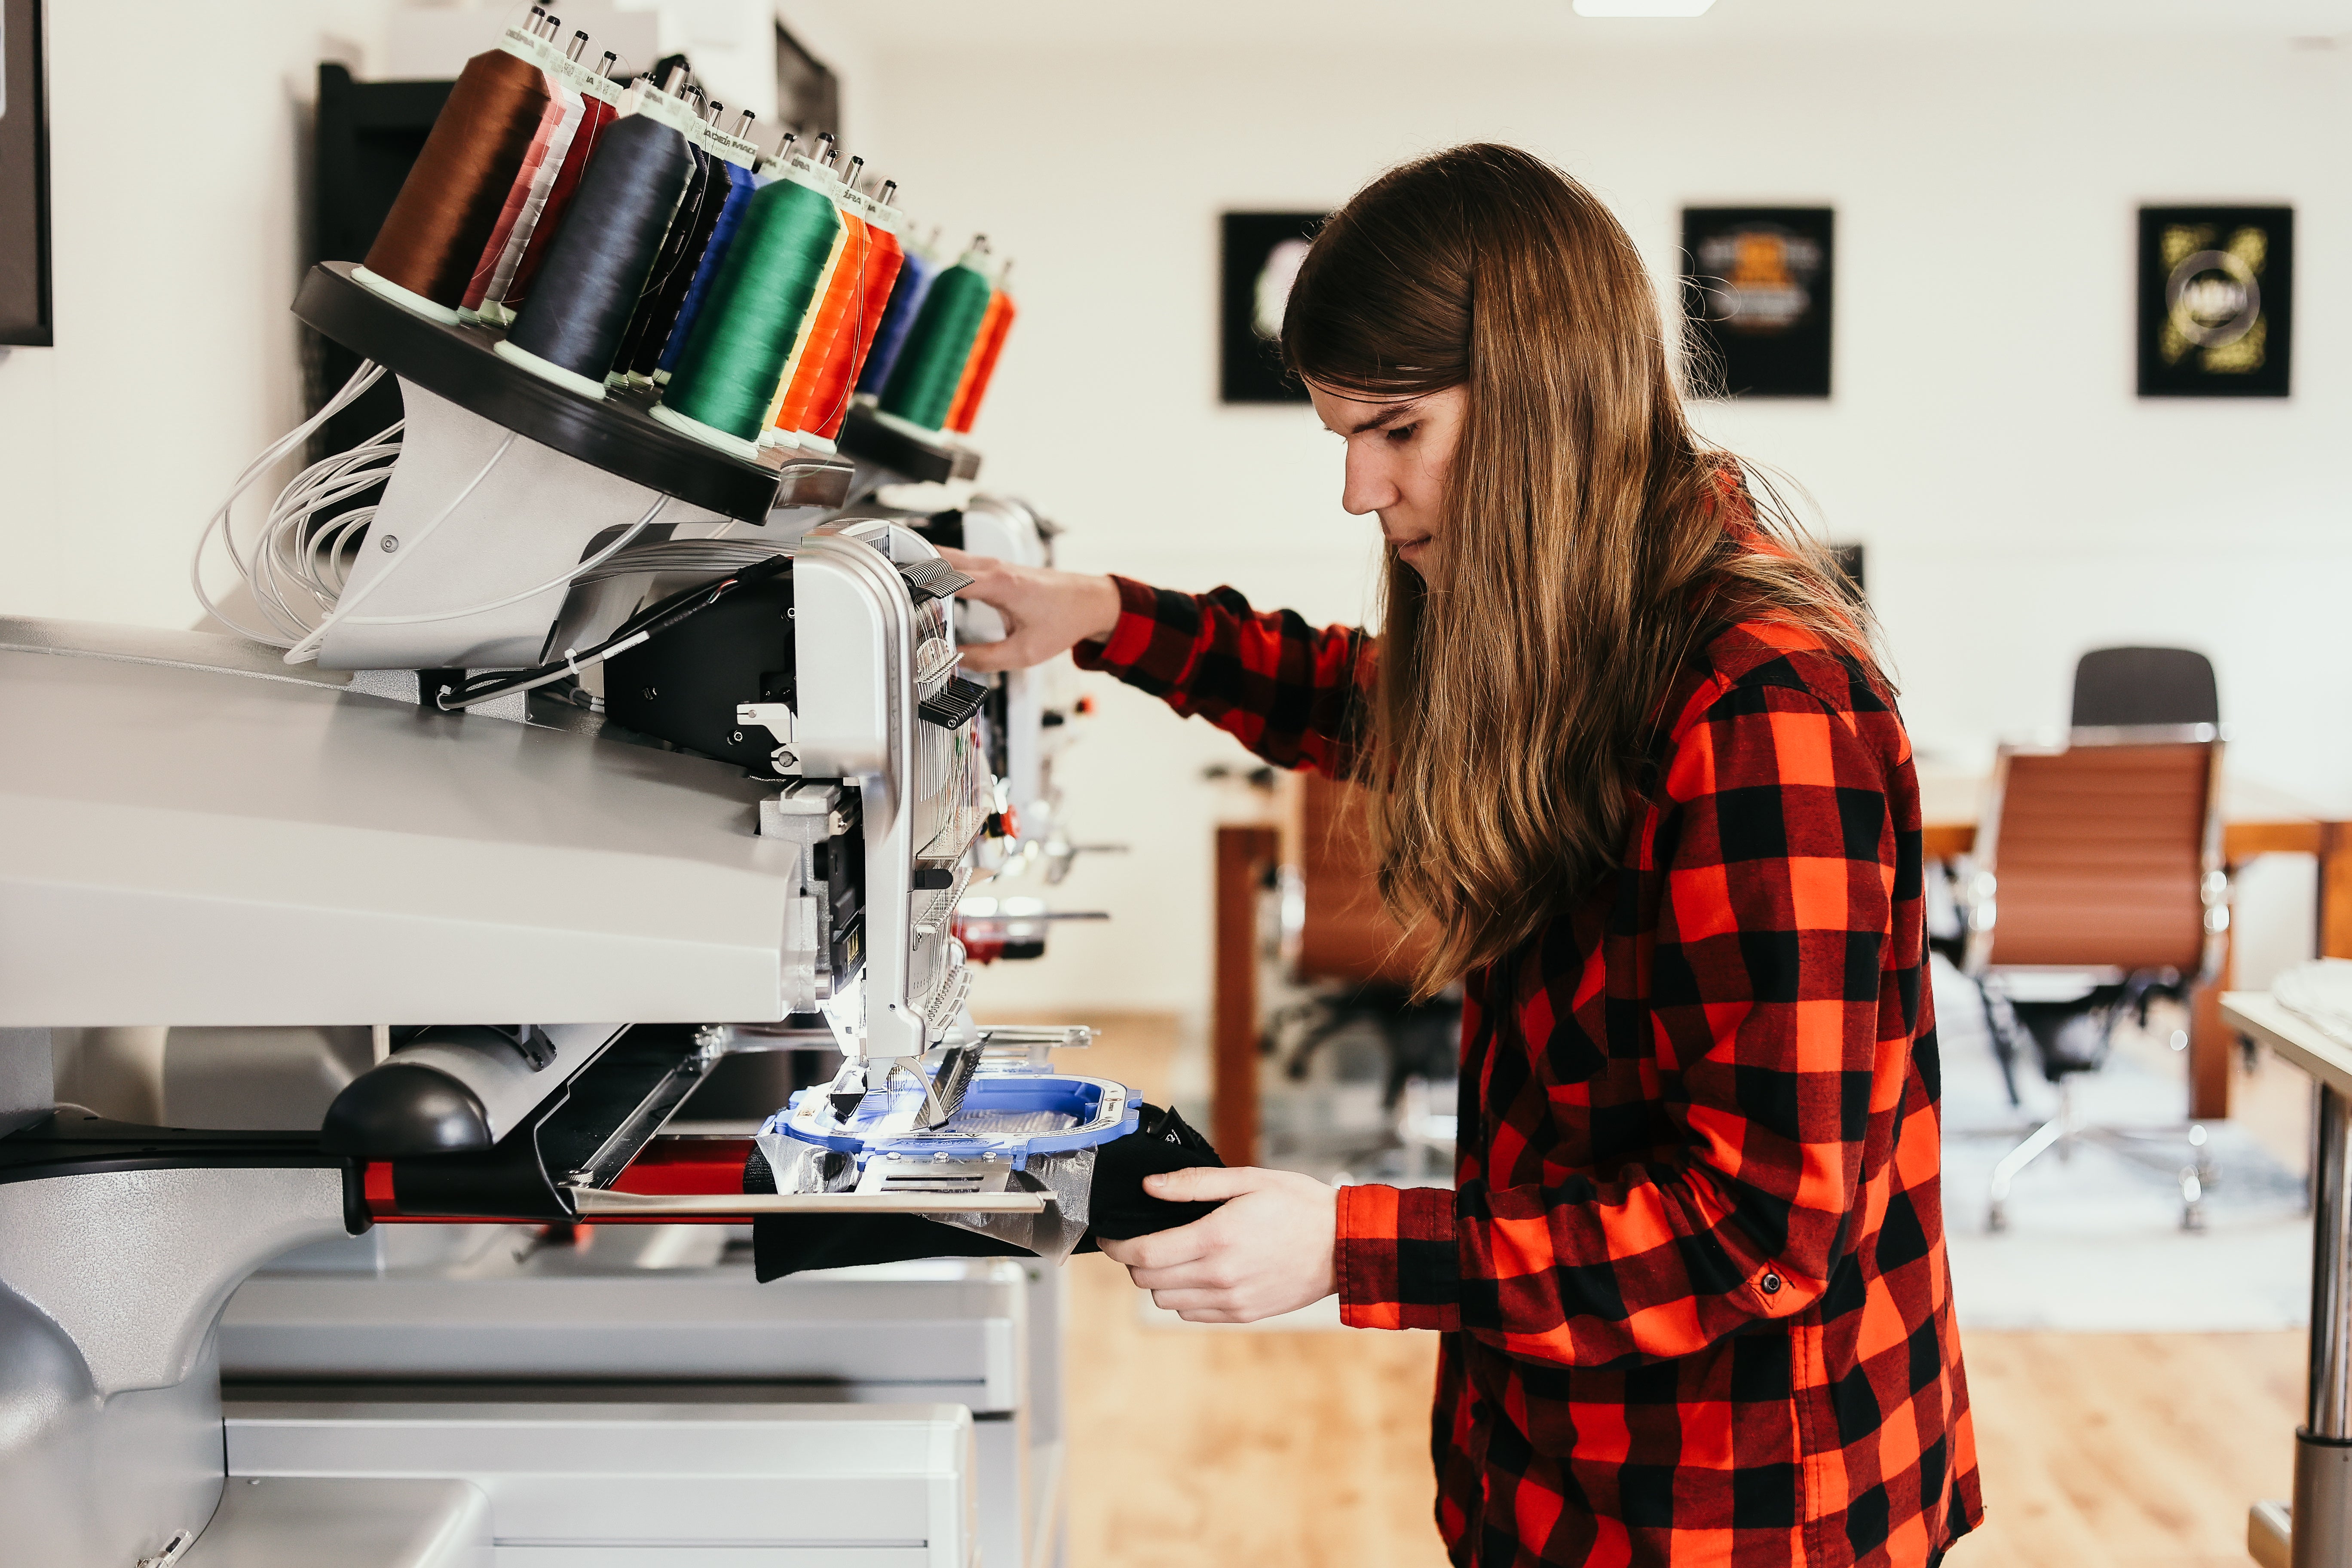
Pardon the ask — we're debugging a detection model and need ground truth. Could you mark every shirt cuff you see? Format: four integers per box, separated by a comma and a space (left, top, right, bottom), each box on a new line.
1070, 575, 1175, 674
1335, 1183, 1461, 1332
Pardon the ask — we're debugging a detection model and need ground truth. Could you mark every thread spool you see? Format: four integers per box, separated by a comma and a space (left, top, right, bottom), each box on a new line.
941, 276, 1006, 431
626, 150, 730, 377
857, 229, 937, 396
769, 157, 873, 446
459, 42, 585, 321
496, 50, 619, 319
879, 236, 996, 431
948, 266, 1015, 434
358, 47, 551, 322
752, 140, 851, 442
620, 101, 748, 381
654, 134, 762, 383
796, 181, 906, 444
751, 149, 854, 446
652, 163, 843, 456
614, 128, 716, 383
496, 101, 694, 399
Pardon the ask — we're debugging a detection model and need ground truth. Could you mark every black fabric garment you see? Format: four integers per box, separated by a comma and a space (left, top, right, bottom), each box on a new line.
1082, 1099, 1227, 1240
750, 1102, 1227, 1282
753, 1212, 1034, 1280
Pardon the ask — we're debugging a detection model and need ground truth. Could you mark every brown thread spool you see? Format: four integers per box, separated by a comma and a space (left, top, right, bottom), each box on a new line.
359, 48, 551, 320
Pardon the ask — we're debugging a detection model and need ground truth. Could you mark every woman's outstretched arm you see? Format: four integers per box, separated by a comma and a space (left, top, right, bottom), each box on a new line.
944, 548, 1372, 779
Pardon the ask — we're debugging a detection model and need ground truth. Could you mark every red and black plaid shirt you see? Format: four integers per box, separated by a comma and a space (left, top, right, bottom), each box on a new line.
1074, 578, 1983, 1567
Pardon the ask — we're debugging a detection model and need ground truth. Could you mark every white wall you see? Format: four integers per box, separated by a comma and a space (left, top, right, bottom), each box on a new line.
853, 36, 2352, 1021
0, 1, 370, 628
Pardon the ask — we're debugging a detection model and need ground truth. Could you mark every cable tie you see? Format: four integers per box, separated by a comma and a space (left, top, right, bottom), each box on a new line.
564, 646, 585, 678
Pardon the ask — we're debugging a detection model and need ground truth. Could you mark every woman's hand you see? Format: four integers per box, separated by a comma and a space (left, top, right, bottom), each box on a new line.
1096, 1167, 1339, 1323
937, 546, 1122, 673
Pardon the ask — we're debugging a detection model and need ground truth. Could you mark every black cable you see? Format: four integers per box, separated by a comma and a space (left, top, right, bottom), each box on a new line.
438, 551, 791, 710
443, 555, 779, 707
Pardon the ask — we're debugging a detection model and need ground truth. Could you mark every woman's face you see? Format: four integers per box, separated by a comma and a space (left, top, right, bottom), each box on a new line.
1307, 382, 1467, 576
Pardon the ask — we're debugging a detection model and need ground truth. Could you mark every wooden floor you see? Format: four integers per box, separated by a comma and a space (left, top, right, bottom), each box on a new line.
1052, 1014, 2307, 1568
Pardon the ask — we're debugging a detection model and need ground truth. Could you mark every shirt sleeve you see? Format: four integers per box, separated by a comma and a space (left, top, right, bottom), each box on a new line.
1071, 576, 1372, 779
1334, 680, 1902, 1363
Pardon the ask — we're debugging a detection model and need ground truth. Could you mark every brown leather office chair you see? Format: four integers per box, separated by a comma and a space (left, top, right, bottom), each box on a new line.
1958, 726, 2230, 1231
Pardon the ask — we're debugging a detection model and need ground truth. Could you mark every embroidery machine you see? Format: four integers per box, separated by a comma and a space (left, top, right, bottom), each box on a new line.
0, 261, 1112, 1567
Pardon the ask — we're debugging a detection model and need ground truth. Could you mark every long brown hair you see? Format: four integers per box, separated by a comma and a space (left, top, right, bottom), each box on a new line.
1282, 143, 1882, 994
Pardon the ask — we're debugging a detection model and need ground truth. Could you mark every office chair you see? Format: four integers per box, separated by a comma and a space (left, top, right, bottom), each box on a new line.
1933, 648, 2222, 1103
1957, 727, 2229, 1230
2071, 645, 2220, 729
2061, 646, 2221, 1065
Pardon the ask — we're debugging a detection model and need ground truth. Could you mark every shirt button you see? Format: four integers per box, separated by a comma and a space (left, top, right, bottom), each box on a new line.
1761, 1272, 1784, 1295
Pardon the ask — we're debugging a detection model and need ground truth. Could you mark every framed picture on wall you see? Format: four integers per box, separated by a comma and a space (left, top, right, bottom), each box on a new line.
2137, 206, 2291, 398
0, 0, 53, 345
1681, 207, 1834, 398
1221, 211, 1324, 404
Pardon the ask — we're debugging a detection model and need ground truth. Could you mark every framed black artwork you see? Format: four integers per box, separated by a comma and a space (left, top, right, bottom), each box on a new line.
775, 21, 842, 142
2138, 206, 2291, 398
1681, 207, 1834, 398
1221, 211, 1323, 404
0, 0, 53, 345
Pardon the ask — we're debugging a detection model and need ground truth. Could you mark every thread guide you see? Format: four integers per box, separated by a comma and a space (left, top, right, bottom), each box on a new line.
297, 260, 852, 521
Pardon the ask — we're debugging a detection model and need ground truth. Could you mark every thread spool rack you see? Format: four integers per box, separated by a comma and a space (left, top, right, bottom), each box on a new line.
292, 261, 870, 672
835, 403, 983, 485
297, 261, 854, 520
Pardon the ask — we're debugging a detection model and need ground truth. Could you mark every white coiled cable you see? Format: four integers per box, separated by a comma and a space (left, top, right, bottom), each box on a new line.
195, 361, 676, 667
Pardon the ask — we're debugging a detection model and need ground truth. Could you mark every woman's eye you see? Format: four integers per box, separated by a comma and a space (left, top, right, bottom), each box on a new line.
1384, 423, 1418, 444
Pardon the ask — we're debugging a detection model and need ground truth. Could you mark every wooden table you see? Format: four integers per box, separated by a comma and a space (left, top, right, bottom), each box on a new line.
2222, 992, 2352, 1568
1920, 764, 2349, 1119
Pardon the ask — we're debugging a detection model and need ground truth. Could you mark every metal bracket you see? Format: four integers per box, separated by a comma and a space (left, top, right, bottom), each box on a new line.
737, 701, 798, 774
736, 701, 795, 743
505, 1024, 557, 1072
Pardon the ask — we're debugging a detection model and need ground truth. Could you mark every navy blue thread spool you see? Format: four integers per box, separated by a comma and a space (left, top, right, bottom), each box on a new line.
495, 105, 694, 398
619, 134, 725, 383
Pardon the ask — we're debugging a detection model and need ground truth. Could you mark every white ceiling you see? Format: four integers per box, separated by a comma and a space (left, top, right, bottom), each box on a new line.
814, 0, 2352, 52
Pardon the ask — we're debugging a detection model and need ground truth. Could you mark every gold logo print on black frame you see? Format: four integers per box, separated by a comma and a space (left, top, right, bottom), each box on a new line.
2138, 206, 2293, 398
1681, 207, 1835, 400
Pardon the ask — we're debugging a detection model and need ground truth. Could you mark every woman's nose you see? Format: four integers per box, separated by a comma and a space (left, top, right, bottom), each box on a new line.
1340, 447, 1399, 516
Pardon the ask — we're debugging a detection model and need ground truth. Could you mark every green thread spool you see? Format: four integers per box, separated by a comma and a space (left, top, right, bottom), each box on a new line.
879, 245, 996, 431
654, 174, 842, 452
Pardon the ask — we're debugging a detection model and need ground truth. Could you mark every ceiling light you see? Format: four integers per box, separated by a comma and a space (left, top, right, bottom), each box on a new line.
1573, 0, 1716, 15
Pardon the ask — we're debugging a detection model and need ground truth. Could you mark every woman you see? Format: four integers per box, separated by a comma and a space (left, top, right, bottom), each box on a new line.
948, 144, 1981, 1567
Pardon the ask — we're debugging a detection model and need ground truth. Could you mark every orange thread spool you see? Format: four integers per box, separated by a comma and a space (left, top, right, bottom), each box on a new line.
940, 293, 1002, 428
813, 214, 906, 441
945, 284, 1012, 433
361, 48, 550, 309
948, 290, 1016, 432
772, 207, 869, 440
